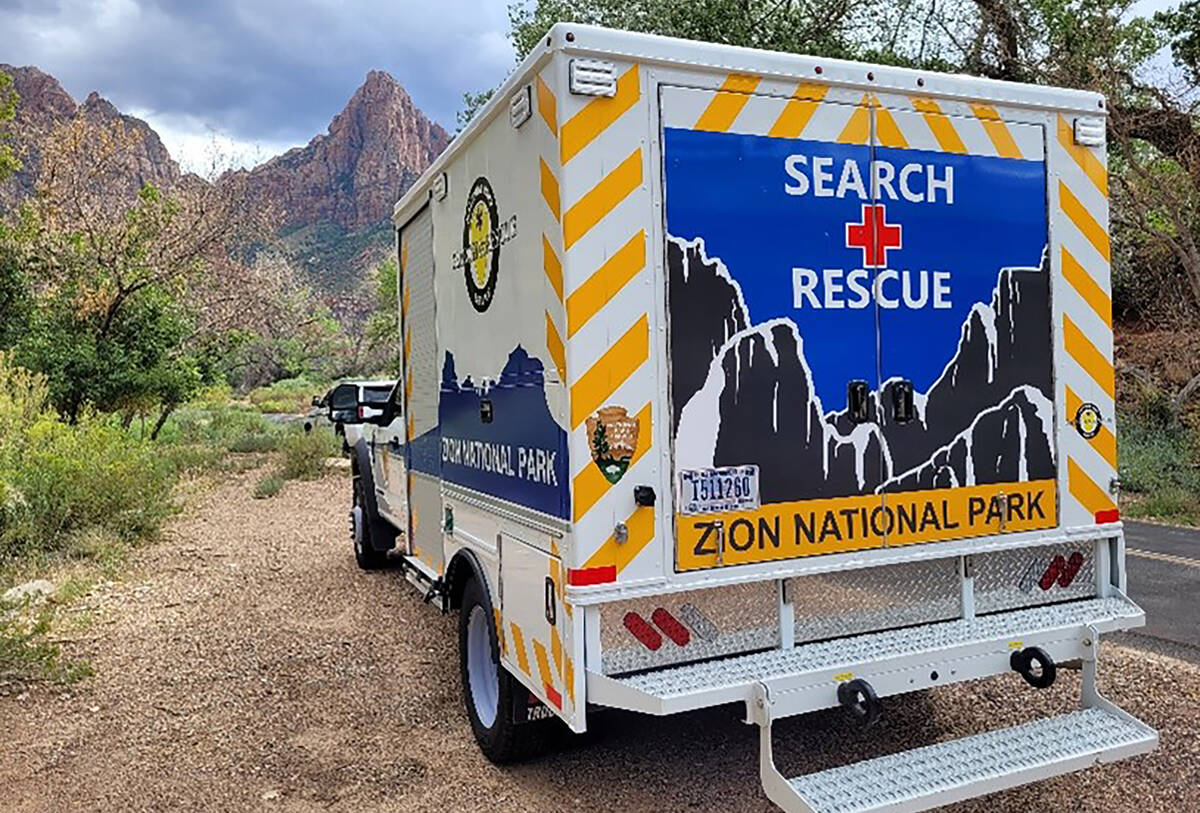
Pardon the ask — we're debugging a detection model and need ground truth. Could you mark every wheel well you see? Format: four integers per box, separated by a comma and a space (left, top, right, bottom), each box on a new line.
445, 550, 487, 612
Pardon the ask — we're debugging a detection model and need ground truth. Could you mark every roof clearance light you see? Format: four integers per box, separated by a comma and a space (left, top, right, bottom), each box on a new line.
651, 608, 691, 647
623, 611, 662, 651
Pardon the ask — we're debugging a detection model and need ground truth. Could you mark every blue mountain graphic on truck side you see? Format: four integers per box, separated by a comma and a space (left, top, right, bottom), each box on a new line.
439, 347, 570, 519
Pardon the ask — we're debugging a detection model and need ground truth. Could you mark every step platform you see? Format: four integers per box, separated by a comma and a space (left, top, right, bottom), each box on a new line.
588, 595, 1144, 718
782, 707, 1156, 813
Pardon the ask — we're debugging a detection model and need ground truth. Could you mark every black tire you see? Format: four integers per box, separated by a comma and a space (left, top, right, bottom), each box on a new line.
351, 469, 390, 570
458, 577, 560, 763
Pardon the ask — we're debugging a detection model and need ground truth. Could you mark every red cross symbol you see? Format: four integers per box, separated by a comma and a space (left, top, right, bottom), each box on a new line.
845, 204, 902, 268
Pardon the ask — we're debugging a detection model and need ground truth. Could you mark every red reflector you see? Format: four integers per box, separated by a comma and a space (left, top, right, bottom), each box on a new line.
1039, 555, 1065, 591
566, 565, 616, 586
623, 611, 662, 651
651, 607, 691, 647
544, 683, 562, 709
1096, 508, 1120, 524
1058, 551, 1085, 588
357, 406, 366, 419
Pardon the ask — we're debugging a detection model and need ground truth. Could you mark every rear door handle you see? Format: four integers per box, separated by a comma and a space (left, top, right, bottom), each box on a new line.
847, 380, 870, 424
891, 380, 915, 424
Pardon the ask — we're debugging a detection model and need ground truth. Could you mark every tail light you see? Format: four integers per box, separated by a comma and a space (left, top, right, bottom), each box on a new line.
1058, 551, 1085, 587
1039, 555, 1065, 591
651, 607, 691, 647
623, 611, 662, 651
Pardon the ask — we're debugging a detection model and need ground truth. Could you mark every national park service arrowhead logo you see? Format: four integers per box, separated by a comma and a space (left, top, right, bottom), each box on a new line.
587, 405, 639, 484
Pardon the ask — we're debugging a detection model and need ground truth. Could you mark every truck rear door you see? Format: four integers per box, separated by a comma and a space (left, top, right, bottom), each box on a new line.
659, 83, 888, 571
872, 104, 1057, 545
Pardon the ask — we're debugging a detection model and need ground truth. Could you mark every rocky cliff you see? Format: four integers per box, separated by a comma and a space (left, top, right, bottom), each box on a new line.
0, 64, 181, 206
231, 70, 450, 231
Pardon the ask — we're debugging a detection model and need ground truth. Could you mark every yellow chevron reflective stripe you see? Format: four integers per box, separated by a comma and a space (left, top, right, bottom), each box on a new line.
1068, 457, 1116, 515
1066, 385, 1117, 468
563, 148, 642, 250
838, 96, 871, 144
545, 312, 565, 382
1063, 313, 1115, 399
1061, 246, 1111, 328
536, 74, 556, 135
970, 104, 1021, 159
1059, 181, 1110, 262
509, 623, 531, 676
768, 82, 827, 138
540, 157, 560, 221
695, 74, 760, 131
583, 504, 655, 573
493, 608, 506, 654
543, 235, 563, 302
573, 401, 651, 522
550, 624, 563, 676
837, 95, 907, 148
875, 102, 908, 149
570, 315, 648, 428
567, 230, 645, 337
561, 65, 639, 164
912, 98, 967, 154
564, 653, 575, 704
1057, 114, 1107, 197
533, 639, 554, 690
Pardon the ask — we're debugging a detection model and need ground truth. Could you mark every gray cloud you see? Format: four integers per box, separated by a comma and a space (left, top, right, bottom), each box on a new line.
1, 0, 514, 146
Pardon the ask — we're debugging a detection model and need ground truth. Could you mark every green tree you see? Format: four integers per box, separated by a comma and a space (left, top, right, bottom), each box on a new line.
0, 70, 19, 182
366, 256, 401, 374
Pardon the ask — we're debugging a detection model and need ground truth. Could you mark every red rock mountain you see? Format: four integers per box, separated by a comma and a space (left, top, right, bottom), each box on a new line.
232, 70, 450, 230
0, 64, 181, 205
0, 66, 450, 287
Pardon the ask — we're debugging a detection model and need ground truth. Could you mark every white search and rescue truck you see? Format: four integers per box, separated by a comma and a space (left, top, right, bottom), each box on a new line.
336, 23, 1156, 812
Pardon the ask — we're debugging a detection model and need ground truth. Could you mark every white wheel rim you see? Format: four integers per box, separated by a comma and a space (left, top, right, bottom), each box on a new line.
467, 605, 499, 728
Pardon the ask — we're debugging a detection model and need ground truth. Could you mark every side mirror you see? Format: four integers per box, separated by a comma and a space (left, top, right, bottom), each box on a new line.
311, 395, 321, 407
326, 383, 363, 424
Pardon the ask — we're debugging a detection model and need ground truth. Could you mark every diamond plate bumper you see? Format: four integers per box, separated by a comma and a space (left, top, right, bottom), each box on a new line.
587, 594, 1143, 717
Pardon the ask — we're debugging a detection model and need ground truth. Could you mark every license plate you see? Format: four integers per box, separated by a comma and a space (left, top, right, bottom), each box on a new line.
678, 466, 760, 515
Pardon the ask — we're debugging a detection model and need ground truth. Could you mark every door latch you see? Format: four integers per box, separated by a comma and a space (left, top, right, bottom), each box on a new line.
847, 380, 870, 423
891, 380, 915, 424
544, 577, 557, 626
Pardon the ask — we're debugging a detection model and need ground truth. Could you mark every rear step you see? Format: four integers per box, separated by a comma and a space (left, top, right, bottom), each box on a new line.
588, 593, 1156, 811
770, 707, 1156, 813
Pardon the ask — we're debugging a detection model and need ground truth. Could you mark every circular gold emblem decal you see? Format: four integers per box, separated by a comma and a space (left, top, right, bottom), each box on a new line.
461, 177, 500, 313
1075, 402, 1102, 439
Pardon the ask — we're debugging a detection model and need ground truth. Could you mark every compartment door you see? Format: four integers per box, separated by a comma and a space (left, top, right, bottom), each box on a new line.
400, 205, 445, 573
872, 105, 1057, 545
659, 83, 887, 571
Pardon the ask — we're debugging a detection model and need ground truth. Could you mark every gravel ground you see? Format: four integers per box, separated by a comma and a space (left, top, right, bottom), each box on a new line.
1, 469, 1197, 812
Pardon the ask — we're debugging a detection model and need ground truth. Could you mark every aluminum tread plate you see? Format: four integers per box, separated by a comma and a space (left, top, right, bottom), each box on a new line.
788, 708, 1153, 813
615, 597, 1137, 698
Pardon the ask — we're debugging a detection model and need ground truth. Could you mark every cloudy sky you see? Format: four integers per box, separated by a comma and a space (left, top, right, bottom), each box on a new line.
0, 0, 1181, 174
1, 0, 516, 172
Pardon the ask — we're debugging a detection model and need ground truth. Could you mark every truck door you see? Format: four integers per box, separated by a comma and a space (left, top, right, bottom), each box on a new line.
371, 383, 408, 548
871, 104, 1057, 544
659, 83, 887, 571
398, 204, 445, 573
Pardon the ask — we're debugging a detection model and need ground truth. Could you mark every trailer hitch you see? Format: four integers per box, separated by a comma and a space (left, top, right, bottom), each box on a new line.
1011, 646, 1057, 689
838, 678, 883, 728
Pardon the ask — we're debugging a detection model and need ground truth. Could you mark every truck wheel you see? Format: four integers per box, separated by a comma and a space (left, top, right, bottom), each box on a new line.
458, 577, 559, 763
351, 472, 389, 570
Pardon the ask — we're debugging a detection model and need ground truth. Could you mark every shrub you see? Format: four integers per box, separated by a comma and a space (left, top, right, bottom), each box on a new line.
4, 417, 176, 558
253, 473, 285, 499
247, 377, 322, 415
227, 433, 279, 454
278, 426, 339, 481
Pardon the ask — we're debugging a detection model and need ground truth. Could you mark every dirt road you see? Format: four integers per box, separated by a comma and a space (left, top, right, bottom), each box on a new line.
2, 470, 1198, 812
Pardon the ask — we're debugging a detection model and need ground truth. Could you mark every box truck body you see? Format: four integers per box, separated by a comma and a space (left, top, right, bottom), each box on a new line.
346, 23, 1156, 811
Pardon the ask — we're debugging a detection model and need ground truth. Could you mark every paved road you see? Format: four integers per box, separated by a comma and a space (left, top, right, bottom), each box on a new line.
1119, 519, 1200, 659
